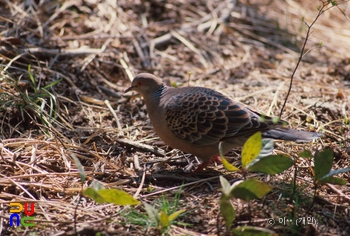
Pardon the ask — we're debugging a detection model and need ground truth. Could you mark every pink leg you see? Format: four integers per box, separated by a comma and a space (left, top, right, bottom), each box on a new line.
194, 156, 222, 172
210, 156, 221, 163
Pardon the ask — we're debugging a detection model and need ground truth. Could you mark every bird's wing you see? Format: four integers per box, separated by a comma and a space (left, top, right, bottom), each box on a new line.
164, 88, 266, 146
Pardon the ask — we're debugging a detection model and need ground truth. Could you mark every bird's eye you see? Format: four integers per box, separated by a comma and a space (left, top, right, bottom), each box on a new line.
137, 81, 143, 86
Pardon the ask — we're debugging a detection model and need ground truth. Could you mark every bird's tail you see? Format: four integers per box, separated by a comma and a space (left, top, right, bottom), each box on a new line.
262, 128, 322, 142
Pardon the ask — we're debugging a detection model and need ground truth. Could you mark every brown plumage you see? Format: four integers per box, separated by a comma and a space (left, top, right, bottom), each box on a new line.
125, 73, 322, 170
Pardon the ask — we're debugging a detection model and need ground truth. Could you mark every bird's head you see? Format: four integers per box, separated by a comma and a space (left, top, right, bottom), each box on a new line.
125, 73, 164, 96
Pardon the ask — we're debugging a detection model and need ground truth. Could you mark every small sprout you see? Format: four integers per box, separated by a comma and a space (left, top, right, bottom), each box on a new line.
271, 117, 280, 124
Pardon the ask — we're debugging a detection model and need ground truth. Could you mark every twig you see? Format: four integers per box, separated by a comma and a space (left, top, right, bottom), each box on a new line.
171, 30, 209, 68
140, 176, 220, 198
120, 54, 134, 81
28, 47, 105, 56
279, 1, 337, 118
118, 138, 165, 156
133, 167, 146, 198
104, 100, 123, 134
326, 183, 350, 203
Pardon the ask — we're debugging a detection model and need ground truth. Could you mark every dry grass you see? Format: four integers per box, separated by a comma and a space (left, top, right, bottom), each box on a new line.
0, 0, 349, 235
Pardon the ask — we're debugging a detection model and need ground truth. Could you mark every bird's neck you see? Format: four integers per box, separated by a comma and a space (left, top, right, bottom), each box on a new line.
143, 85, 167, 115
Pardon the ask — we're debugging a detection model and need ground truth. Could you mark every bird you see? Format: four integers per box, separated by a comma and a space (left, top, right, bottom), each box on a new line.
125, 73, 322, 171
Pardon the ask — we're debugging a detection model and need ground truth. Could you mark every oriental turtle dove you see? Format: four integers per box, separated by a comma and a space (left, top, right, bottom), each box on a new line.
125, 73, 322, 171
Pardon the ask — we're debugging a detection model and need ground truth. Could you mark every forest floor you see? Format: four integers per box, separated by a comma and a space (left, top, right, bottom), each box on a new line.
1, 0, 349, 235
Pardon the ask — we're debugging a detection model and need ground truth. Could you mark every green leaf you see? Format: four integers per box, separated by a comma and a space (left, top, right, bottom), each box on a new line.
219, 142, 239, 171
320, 167, 350, 180
248, 154, 293, 174
271, 117, 280, 124
247, 139, 274, 168
87, 179, 105, 190
318, 167, 350, 185
230, 179, 272, 201
220, 176, 232, 197
320, 176, 347, 185
159, 211, 169, 228
256, 139, 274, 158
71, 153, 86, 183
242, 132, 262, 168
170, 81, 183, 88
220, 196, 235, 230
84, 188, 105, 204
98, 189, 140, 205
27, 64, 37, 89
84, 180, 140, 205
84, 180, 106, 203
144, 203, 159, 224
298, 150, 313, 158
43, 78, 62, 89
314, 149, 334, 180
232, 226, 275, 235
221, 157, 240, 172
168, 209, 185, 222
344, 117, 349, 125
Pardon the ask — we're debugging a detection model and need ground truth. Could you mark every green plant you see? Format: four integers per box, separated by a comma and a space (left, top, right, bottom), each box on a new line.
219, 176, 274, 234
298, 148, 350, 211
0, 65, 62, 130
218, 132, 282, 234
220, 132, 294, 176
218, 130, 349, 234
144, 202, 185, 234
120, 207, 153, 227
143, 188, 186, 234
84, 179, 140, 206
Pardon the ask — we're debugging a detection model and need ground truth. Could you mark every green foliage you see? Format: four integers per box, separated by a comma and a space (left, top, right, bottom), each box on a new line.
247, 154, 293, 175
232, 226, 275, 235
120, 208, 151, 227
144, 203, 160, 225
242, 132, 263, 167
218, 131, 348, 234
159, 190, 181, 215
220, 151, 239, 171
221, 132, 293, 175
219, 132, 289, 232
170, 81, 183, 88
121, 190, 186, 234
319, 176, 347, 185
312, 149, 349, 185
230, 179, 273, 201
144, 195, 186, 234
220, 175, 234, 197
84, 179, 140, 205
219, 176, 273, 232
219, 196, 235, 231
290, 147, 349, 214
0, 65, 62, 129
298, 150, 313, 158
314, 149, 333, 181
71, 153, 86, 183
220, 176, 272, 202
328, 0, 337, 6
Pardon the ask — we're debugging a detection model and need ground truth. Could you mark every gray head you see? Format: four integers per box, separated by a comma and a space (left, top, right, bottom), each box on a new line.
124, 73, 164, 96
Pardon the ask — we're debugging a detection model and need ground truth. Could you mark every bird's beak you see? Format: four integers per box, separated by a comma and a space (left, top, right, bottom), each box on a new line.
124, 86, 135, 93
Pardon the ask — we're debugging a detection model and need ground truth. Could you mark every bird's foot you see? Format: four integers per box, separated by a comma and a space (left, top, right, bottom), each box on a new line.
194, 156, 221, 172
210, 155, 222, 163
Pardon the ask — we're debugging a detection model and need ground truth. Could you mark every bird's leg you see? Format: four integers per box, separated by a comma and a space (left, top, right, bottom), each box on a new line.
210, 155, 222, 163
194, 156, 222, 172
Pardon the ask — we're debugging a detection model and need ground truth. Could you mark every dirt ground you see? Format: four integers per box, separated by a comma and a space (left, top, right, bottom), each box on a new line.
0, 0, 349, 235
